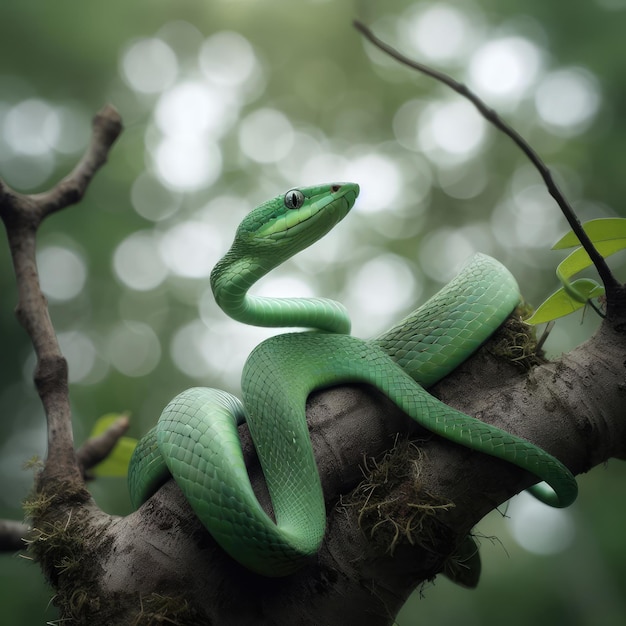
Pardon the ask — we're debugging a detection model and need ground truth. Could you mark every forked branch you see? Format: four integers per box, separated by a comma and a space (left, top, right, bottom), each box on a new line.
0, 105, 122, 484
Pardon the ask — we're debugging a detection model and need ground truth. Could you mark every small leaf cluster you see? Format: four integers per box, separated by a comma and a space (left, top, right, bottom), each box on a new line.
526, 219, 626, 324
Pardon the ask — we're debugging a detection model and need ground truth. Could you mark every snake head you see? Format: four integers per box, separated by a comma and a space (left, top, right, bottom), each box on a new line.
234, 182, 359, 258
210, 182, 359, 326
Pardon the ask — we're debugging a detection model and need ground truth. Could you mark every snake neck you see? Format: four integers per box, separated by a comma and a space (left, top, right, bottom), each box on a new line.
210, 250, 351, 334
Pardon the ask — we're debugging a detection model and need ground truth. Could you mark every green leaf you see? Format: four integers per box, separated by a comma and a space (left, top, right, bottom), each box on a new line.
556, 239, 626, 280
89, 413, 138, 478
526, 279, 605, 325
90, 413, 127, 437
552, 218, 626, 249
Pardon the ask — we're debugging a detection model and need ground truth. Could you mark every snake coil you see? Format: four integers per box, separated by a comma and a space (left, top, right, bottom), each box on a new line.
129, 182, 577, 577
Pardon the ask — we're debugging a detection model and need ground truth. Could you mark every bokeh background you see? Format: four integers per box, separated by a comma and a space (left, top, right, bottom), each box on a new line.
1, 1, 625, 624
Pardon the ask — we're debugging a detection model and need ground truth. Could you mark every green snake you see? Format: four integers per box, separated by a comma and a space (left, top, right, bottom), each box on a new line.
128, 182, 577, 577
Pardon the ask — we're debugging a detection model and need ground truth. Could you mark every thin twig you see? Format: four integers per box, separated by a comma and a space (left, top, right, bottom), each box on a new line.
353, 20, 621, 302
77, 414, 130, 478
34, 104, 124, 218
0, 519, 30, 552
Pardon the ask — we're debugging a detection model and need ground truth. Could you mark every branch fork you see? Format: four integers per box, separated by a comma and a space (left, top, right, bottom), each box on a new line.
0, 104, 122, 521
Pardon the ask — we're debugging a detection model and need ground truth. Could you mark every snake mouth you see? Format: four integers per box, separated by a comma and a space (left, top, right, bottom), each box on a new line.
332, 182, 359, 206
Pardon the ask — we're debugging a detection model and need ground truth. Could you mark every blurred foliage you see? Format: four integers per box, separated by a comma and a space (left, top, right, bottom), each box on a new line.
0, 0, 625, 624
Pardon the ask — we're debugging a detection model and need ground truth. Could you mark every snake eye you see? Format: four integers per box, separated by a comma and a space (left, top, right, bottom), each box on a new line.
284, 189, 305, 210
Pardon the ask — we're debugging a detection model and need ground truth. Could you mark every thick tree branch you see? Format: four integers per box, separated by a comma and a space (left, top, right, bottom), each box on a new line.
102, 315, 625, 624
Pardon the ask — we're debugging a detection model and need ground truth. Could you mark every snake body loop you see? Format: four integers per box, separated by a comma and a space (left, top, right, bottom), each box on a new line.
129, 182, 577, 577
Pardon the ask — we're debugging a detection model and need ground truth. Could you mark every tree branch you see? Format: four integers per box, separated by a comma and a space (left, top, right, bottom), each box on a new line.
102, 317, 625, 624
353, 20, 623, 307
0, 519, 29, 551
34, 105, 124, 218
76, 414, 130, 478
0, 105, 122, 485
